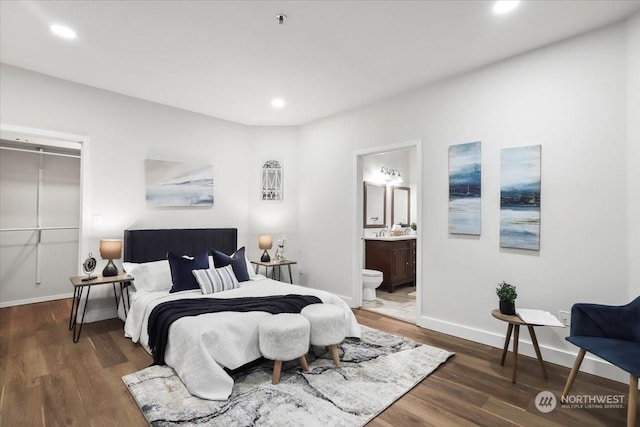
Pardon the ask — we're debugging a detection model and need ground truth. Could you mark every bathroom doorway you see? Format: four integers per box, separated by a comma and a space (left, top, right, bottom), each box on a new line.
353, 140, 421, 324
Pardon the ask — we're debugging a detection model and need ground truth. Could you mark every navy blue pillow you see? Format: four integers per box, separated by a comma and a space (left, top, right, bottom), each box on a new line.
168, 251, 209, 293
212, 246, 250, 282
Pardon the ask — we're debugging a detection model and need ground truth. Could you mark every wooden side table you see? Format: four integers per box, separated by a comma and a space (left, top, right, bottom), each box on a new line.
69, 273, 134, 343
251, 260, 297, 284
491, 309, 548, 383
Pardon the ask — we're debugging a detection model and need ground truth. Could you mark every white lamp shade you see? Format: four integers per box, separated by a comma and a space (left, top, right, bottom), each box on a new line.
99, 239, 122, 259
258, 235, 273, 250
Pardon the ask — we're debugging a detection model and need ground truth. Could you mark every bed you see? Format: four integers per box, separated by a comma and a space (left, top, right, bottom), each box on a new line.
122, 228, 361, 401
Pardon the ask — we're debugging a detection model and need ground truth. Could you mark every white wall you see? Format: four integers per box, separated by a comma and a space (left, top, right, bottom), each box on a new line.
299, 21, 636, 382
246, 126, 302, 282
0, 64, 299, 319
627, 14, 640, 300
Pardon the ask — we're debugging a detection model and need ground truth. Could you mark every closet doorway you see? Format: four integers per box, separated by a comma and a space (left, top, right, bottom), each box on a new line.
0, 135, 82, 307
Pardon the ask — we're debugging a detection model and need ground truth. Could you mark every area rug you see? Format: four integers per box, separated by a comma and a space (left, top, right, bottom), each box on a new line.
122, 326, 454, 426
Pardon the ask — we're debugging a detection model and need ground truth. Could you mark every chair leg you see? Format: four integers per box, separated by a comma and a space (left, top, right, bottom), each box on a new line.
628, 374, 637, 427
272, 360, 282, 385
562, 348, 586, 398
330, 344, 340, 366
299, 355, 309, 372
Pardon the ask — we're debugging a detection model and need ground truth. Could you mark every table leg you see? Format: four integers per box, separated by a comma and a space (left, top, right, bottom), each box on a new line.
72, 286, 91, 343
512, 324, 519, 383
287, 264, 293, 284
68, 286, 80, 330
527, 325, 548, 379
112, 283, 119, 310
500, 323, 514, 366
120, 282, 130, 317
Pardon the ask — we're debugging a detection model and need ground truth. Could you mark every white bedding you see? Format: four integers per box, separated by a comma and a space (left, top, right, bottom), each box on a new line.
124, 278, 361, 400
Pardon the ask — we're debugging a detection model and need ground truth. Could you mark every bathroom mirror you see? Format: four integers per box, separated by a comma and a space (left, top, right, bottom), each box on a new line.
391, 186, 410, 226
364, 182, 386, 228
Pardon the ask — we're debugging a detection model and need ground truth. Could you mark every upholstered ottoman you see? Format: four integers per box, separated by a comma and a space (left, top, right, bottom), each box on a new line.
258, 313, 310, 384
300, 303, 346, 366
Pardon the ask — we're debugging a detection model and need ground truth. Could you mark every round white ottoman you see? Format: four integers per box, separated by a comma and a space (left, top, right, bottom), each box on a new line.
300, 303, 346, 366
258, 313, 310, 384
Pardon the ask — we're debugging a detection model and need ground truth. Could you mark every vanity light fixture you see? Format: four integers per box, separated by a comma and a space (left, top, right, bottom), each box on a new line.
493, 0, 520, 15
380, 166, 403, 183
50, 24, 77, 40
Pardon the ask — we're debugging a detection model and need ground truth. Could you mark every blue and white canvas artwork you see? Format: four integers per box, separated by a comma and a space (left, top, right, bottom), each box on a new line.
145, 159, 213, 207
500, 145, 541, 250
449, 141, 481, 235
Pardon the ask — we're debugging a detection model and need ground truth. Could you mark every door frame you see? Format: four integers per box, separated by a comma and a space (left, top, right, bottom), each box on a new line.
352, 139, 422, 322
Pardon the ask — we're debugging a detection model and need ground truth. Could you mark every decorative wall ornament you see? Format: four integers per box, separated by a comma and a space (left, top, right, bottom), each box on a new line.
261, 160, 282, 201
145, 159, 213, 207
500, 145, 541, 250
448, 141, 481, 235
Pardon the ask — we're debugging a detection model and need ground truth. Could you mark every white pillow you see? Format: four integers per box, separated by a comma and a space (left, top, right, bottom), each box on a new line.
192, 265, 239, 294
245, 255, 258, 279
122, 260, 173, 292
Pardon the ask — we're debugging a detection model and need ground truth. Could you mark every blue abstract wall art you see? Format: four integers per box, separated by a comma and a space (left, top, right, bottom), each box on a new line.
500, 145, 541, 250
145, 159, 214, 207
448, 141, 481, 235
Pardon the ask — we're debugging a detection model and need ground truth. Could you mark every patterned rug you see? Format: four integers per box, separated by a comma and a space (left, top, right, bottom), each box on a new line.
122, 326, 454, 426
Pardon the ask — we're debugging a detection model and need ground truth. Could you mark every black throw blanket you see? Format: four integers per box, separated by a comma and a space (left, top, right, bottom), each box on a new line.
147, 294, 322, 365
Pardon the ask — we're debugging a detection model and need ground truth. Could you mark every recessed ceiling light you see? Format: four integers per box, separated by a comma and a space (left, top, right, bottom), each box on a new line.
50, 24, 77, 40
493, 0, 520, 15
271, 98, 285, 108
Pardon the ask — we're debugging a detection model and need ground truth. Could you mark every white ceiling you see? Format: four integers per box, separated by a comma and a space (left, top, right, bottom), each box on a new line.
1, 1, 639, 126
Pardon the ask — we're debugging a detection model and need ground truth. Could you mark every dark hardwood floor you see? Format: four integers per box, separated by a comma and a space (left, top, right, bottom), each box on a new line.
0, 299, 632, 426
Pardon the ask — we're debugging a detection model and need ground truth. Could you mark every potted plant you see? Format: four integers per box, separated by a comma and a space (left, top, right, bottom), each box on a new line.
496, 281, 517, 315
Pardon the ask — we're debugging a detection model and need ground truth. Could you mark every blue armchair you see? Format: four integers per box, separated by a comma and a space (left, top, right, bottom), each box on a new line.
562, 296, 640, 427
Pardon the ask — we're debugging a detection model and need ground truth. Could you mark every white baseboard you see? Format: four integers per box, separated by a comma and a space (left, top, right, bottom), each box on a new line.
0, 292, 73, 308
418, 315, 631, 385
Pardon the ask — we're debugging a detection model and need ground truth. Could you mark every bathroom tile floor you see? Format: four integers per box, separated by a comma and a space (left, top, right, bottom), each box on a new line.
361, 285, 416, 323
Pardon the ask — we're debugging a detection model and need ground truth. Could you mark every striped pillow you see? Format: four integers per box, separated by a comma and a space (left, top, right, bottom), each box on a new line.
192, 265, 239, 294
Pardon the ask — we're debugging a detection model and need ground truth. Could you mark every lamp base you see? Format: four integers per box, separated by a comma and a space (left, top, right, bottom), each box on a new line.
102, 260, 119, 277
260, 250, 271, 263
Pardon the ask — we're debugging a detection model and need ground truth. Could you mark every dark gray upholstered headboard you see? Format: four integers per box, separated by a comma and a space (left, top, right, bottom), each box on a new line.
123, 228, 238, 263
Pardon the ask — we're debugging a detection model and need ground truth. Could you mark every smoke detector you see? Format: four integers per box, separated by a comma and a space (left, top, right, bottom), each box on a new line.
276, 14, 287, 24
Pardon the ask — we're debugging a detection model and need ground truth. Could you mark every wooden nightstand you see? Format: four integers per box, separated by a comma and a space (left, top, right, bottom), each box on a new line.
251, 259, 297, 284
68, 273, 134, 343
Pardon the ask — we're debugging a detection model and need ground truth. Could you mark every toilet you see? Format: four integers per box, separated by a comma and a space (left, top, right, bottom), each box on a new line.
362, 269, 384, 301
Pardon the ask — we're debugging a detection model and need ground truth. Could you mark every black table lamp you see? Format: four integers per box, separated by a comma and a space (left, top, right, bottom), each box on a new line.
100, 239, 122, 277
259, 235, 272, 262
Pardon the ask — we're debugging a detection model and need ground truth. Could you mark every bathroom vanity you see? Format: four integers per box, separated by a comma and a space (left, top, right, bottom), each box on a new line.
364, 236, 416, 292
